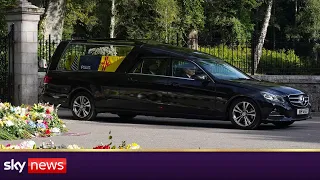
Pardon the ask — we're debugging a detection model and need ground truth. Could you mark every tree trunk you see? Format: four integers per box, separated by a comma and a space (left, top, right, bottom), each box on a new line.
254, 0, 273, 73
110, 0, 116, 38
42, 0, 67, 41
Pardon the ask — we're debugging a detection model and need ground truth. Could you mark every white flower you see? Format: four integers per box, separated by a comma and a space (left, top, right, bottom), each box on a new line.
14, 107, 21, 114
5, 120, 14, 127
67, 144, 80, 149
51, 127, 60, 133
20, 108, 26, 116
19, 141, 36, 149
42, 113, 47, 119
10, 145, 21, 149
62, 124, 66, 128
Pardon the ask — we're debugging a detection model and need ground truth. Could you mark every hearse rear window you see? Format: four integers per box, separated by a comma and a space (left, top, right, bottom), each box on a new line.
56, 44, 134, 72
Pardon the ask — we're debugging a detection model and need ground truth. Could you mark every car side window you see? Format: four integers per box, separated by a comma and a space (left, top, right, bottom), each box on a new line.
56, 44, 134, 72
131, 58, 170, 76
57, 44, 86, 71
172, 59, 203, 79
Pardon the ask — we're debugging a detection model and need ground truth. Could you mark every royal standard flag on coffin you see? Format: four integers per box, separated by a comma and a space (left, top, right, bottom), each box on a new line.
98, 56, 125, 72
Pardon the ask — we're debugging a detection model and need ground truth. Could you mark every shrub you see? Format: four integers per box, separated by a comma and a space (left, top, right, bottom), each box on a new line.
198, 44, 303, 74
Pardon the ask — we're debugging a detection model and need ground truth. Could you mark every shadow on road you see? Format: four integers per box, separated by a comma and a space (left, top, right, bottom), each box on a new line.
58, 109, 298, 131
58, 109, 320, 144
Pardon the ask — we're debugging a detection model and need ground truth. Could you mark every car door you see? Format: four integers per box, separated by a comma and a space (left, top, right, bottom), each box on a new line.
165, 59, 217, 117
117, 57, 171, 113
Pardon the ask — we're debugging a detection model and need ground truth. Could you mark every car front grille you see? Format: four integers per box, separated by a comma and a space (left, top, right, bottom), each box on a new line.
288, 94, 310, 107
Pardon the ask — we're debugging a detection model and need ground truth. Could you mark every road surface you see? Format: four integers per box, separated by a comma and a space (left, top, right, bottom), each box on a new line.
1, 109, 320, 149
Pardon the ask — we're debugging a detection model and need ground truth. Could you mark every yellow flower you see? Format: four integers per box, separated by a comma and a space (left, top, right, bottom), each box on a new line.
0, 121, 4, 127
0, 144, 5, 149
126, 143, 140, 150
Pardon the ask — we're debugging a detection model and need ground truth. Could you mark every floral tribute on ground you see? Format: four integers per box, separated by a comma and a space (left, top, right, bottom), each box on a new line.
0, 103, 67, 140
0, 131, 141, 150
0, 103, 141, 150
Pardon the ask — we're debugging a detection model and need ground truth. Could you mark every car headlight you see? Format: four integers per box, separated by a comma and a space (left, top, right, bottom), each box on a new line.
261, 92, 285, 103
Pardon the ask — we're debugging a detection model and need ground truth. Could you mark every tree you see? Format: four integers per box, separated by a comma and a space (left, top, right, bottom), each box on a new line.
110, 0, 116, 38
154, 0, 179, 43
254, 0, 273, 73
203, 0, 259, 42
63, 0, 100, 39
116, 0, 158, 39
36, 0, 67, 41
0, 0, 17, 36
177, 0, 205, 48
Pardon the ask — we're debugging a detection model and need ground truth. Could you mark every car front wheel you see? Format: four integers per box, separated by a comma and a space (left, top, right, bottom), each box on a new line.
71, 92, 97, 121
229, 98, 262, 130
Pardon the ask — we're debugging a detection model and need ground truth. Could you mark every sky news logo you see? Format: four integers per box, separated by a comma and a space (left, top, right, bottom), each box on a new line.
3, 158, 67, 174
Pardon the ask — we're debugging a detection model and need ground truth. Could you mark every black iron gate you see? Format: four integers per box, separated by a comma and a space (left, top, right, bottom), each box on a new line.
0, 24, 14, 103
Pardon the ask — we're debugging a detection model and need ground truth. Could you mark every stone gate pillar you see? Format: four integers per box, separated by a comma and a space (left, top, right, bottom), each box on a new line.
5, 0, 44, 106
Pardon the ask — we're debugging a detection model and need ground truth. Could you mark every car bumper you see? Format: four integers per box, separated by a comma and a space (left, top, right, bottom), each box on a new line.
40, 92, 69, 108
260, 101, 312, 122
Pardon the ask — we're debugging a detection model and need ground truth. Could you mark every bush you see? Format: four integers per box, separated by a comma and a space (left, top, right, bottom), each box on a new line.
198, 44, 303, 74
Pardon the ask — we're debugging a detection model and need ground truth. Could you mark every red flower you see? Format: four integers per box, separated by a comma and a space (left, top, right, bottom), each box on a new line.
26, 113, 29, 117
43, 121, 48, 128
93, 145, 110, 149
46, 109, 50, 114
45, 129, 50, 135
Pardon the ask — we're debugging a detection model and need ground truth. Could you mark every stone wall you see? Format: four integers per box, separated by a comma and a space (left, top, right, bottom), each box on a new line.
38, 73, 320, 112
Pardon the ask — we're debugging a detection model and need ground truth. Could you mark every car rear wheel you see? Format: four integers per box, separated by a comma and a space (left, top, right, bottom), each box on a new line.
272, 121, 294, 128
71, 92, 97, 121
229, 98, 262, 130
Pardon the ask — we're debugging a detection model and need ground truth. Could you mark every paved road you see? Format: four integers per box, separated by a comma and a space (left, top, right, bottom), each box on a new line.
1, 109, 320, 149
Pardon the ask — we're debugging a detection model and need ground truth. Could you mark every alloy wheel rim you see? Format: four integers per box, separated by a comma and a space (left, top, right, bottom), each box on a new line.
232, 101, 256, 127
73, 96, 91, 118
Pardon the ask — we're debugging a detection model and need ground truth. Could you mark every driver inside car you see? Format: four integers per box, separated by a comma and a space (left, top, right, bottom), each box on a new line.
182, 65, 197, 79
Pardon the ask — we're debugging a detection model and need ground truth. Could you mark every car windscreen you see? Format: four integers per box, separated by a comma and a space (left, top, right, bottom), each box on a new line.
197, 58, 252, 81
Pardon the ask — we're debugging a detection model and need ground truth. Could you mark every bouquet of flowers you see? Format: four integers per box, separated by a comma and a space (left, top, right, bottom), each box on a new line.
0, 102, 67, 140
0, 140, 141, 150
88, 46, 117, 56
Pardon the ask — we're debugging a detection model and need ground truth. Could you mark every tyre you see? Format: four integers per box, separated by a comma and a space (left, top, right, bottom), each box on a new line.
272, 121, 294, 128
117, 114, 136, 120
71, 92, 97, 121
228, 98, 262, 130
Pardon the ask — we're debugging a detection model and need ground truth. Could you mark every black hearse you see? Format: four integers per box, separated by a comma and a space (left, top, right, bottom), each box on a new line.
40, 39, 311, 129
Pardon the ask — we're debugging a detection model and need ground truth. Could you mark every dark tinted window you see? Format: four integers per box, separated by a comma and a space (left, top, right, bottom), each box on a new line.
172, 59, 204, 79
131, 58, 170, 76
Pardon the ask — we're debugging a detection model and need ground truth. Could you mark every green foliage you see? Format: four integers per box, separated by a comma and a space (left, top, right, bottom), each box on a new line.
203, 0, 259, 41
154, 0, 180, 42
117, 0, 159, 39
63, 0, 100, 39
199, 44, 302, 74
177, 0, 205, 32
0, 0, 17, 36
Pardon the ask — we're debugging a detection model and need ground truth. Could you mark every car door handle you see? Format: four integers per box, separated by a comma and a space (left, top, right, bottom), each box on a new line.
128, 77, 138, 82
171, 82, 180, 87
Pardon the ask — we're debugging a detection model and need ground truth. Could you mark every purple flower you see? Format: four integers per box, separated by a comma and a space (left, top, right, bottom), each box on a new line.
28, 121, 36, 128
37, 123, 46, 129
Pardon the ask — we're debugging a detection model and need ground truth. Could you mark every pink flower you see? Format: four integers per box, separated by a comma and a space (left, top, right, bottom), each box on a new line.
46, 114, 53, 120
